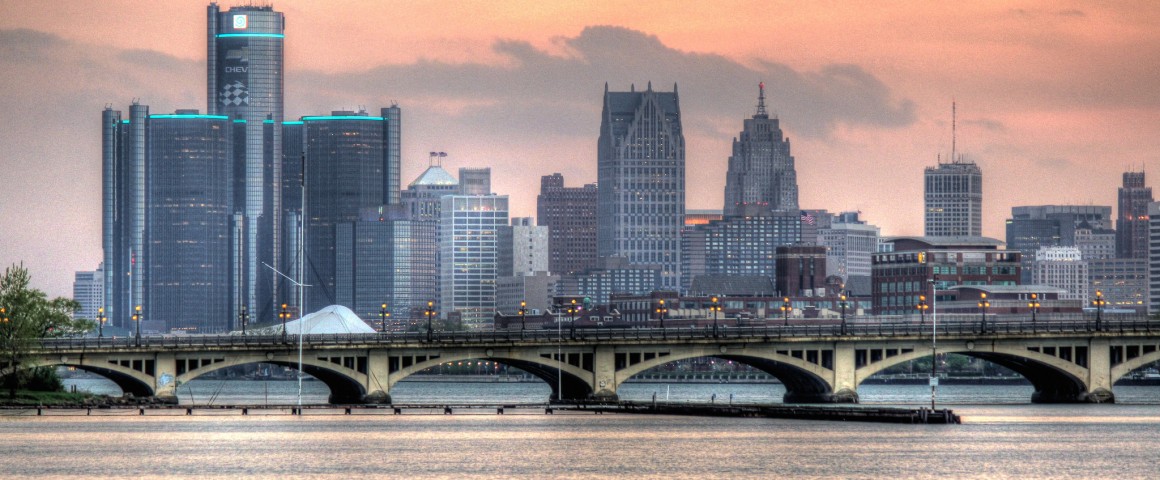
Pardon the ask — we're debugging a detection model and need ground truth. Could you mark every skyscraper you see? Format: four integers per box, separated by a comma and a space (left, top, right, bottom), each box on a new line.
1116, 171, 1152, 259
723, 83, 798, 215
439, 195, 509, 330
102, 106, 235, 332
597, 82, 685, 289
73, 264, 104, 322
924, 161, 983, 237
458, 167, 491, 195
301, 111, 388, 311
208, 3, 285, 323
536, 173, 598, 276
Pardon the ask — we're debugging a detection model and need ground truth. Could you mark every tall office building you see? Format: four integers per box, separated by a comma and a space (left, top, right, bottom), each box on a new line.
335, 205, 436, 327
723, 83, 798, 215
72, 265, 104, 322
597, 82, 685, 289
1116, 171, 1152, 259
682, 207, 801, 293
1030, 247, 1088, 303
924, 161, 983, 237
458, 167, 491, 195
536, 173, 598, 276
439, 195, 509, 330
817, 211, 880, 295
1005, 205, 1113, 283
497, 217, 550, 277
102, 106, 235, 332
301, 111, 388, 311
1147, 202, 1160, 314
208, 3, 284, 323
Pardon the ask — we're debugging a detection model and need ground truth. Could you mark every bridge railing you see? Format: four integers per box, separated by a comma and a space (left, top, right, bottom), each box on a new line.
31, 314, 1160, 352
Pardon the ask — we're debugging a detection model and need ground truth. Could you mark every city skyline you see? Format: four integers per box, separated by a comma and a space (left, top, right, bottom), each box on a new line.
2, 1, 1159, 298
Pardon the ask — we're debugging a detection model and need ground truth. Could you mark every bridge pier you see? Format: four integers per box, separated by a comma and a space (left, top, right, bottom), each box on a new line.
1031, 389, 1114, 404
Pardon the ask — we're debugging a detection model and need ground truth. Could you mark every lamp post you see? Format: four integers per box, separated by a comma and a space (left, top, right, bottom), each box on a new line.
1, 307, 9, 341
780, 297, 791, 327
928, 278, 938, 410
1092, 290, 1106, 331
518, 300, 527, 335
839, 293, 848, 335
279, 303, 290, 342
568, 299, 577, 339
916, 295, 929, 328
1028, 293, 1040, 331
238, 305, 249, 336
977, 293, 990, 334
710, 296, 720, 338
425, 301, 436, 342
97, 307, 107, 338
380, 303, 390, 333
132, 305, 142, 346
655, 299, 668, 338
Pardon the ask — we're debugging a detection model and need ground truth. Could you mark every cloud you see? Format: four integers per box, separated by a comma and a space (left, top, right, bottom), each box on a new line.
290, 26, 917, 140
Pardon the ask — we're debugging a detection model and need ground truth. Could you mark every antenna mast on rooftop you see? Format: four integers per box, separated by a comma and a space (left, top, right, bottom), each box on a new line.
952, 101, 957, 164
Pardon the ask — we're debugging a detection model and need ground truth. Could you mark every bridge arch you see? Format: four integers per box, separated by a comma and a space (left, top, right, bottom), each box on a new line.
1110, 350, 1160, 385
10, 358, 156, 398
615, 349, 845, 403
856, 346, 1094, 403
174, 356, 367, 404
390, 353, 595, 401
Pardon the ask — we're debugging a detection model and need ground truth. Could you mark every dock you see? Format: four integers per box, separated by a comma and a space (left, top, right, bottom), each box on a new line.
1, 402, 960, 424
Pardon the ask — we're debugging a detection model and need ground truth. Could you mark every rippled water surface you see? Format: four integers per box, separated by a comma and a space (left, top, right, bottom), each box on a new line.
3, 380, 1159, 479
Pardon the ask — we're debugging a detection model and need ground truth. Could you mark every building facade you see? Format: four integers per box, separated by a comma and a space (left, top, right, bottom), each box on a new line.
208, 3, 285, 325
775, 245, 827, 297
458, 167, 491, 196
439, 195, 509, 330
872, 237, 1020, 315
72, 265, 104, 322
1116, 171, 1152, 260
497, 217, 550, 278
536, 173, 598, 276
597, 83, 685, 290
1088, 258, 1147, 312
682, 208, 801, 293
722, 83, 798, 215
817, 211, 880, 291
335, 206, 436, 328
1030, 247, 1089, 303
924, 162, 983, 237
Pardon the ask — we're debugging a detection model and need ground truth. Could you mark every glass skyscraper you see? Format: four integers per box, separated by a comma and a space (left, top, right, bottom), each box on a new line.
208, 3, 285, 323
440, 195, 509, 330
102, 107, 235, 332
597, 82, 685, 290
723, 83, 798, 215
301, 112, 388, 312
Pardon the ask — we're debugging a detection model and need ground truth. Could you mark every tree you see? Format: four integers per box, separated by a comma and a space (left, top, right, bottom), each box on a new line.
0, 264, 85, 397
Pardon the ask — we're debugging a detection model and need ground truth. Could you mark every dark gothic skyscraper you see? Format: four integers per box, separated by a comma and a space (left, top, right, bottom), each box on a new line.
722, 83, 798, 215
1116, 171, 1152, 259
597, 82, 685, 289
208, 3, 284, 322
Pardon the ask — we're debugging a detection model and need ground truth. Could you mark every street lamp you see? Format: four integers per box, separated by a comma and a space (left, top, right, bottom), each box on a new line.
568, 299, 577, 338
97, 307, 107, 338
655, 299, 668, 337
132, 305, 142, 346
710, 296, 721, 338
279, 303, 290, 341
425, 301, 436, 342
238, 305, 249, 336
1, 307, 9, 339
916, 295, 929, 328
780, 297, 791, 327
839, 293, 848, 335
518, 300, 527, 334
1028, 293, 1040, 330
977, 293, 990, 334
380, 303, 390, 333
1092, 290, 1106, 331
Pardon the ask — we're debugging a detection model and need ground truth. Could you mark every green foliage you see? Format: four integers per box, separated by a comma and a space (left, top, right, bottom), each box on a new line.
1, 264, 81, 396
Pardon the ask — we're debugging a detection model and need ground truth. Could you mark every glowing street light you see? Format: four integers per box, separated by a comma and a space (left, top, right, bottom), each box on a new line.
977, 293, 990, 334
97, 307, 107, 338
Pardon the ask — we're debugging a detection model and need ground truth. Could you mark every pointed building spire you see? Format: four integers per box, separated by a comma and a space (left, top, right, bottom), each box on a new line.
756, 82, 767, 117
647, 80, 652, 91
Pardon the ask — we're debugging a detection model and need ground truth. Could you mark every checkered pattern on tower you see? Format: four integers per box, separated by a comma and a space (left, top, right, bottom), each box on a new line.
219, 81, 250, 106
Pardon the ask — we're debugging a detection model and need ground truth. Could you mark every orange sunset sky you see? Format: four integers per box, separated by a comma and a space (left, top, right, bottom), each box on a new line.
1, 1, 1158, 298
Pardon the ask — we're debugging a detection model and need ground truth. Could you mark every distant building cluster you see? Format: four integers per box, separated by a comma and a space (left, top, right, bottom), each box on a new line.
74, 3, 1160, 333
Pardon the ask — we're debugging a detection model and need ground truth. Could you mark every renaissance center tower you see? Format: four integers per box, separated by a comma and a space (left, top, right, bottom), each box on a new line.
208, 3, 284, 322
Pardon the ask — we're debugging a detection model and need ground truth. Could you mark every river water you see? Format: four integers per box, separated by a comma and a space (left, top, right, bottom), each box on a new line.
3, 379, 1160, 479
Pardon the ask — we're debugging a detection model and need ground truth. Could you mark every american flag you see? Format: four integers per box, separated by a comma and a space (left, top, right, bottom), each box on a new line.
800, 210, 816, 225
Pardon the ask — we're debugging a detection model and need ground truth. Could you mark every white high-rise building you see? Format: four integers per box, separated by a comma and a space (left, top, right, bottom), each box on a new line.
439, 195, 509, 330
818, 212, 880, 289
498, 217, 550, 277
72, 264, 104, 321
1148, 202, 1160, 314
1031, 247, 1088, 302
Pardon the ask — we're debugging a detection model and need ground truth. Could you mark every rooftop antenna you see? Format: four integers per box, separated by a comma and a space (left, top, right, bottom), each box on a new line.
756, 82, 767, 117
951, 100, 957, 164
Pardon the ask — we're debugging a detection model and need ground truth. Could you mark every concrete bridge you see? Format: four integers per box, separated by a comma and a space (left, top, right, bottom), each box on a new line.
10, 316, 1160, 405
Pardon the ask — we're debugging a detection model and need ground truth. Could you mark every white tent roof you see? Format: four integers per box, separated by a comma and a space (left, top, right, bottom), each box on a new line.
245, 305, 377, 335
